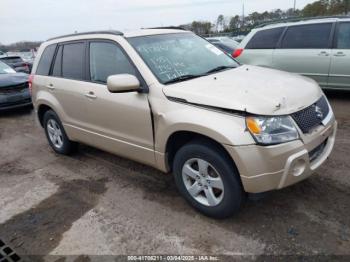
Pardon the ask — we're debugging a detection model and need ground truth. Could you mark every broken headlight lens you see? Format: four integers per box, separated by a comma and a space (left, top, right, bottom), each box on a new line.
246, 116, 299, 145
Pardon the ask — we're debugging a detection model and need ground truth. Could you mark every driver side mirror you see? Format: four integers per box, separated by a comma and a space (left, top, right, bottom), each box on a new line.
107, 74, 141, 93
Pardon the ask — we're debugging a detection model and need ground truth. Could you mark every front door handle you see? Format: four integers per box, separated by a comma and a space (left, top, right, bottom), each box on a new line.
85, 91, 97, 99
318, 51, 329, 56
334, 52, 346, 57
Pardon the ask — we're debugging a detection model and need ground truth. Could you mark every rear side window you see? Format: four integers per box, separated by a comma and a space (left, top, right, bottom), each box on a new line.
336, 22, 350, 49
62, 42, 85, 80
246, 27, 285, 49
281, 23, 332, 49
36, 44, 57, 76
89, 42, 136, 83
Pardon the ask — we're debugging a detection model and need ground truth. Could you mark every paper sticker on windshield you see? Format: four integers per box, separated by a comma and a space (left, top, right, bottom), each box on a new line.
206, 44, 223, 56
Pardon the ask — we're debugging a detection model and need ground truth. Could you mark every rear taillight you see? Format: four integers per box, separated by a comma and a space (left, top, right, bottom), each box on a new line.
233, 48, 244, 58
28, 74, 34, 96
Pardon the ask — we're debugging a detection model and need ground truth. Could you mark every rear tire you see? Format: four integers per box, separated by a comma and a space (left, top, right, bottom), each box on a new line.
173, 140, 244, 219
43, 110, 78, 155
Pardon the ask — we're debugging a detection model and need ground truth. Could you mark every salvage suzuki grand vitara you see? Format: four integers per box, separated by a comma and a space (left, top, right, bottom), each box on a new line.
31, 29, 337, 218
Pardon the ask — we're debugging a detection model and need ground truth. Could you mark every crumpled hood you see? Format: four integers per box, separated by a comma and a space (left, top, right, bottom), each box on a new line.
163, 65, 323, 115
0, 73, 28, 88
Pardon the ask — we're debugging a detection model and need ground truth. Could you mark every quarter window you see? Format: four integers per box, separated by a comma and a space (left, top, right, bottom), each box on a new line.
336, 23, 350, 49
62, 42, 85, 80
36, 44, 57, 76
246, 27, 285, 49
89, 42, 136, 84
281, 23, 332, 49
52, 46, 63, 77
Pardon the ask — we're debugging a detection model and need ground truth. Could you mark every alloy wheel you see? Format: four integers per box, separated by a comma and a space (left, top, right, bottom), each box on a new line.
182, 158, 224, 207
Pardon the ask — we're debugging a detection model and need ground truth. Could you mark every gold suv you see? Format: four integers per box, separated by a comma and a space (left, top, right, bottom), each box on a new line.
31, 29, 337, 218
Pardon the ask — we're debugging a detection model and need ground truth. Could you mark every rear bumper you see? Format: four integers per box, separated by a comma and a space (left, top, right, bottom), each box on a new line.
225, 121, 337, 193
0, 90, 32, 111
0, 100, 33, 111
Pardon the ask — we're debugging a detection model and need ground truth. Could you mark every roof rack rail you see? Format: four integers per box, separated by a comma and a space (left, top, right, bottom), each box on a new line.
144, 26, 187, 30
48, 30, 124, 41
255, 15, 350, 28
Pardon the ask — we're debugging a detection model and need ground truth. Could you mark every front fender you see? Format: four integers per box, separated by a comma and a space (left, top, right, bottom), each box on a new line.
155, 103, 255, 153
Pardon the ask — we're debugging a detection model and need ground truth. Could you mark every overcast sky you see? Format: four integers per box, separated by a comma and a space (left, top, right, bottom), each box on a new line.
1, 0, 316, 44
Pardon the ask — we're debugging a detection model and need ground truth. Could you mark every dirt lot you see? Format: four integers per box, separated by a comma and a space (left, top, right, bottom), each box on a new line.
0, 91, 349, 260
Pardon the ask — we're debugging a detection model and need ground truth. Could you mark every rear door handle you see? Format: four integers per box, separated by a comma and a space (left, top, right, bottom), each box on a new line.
318, 51, 329, 56
85, 91, 97, 99
46, 84, 55, 90
334, 52, 346, 57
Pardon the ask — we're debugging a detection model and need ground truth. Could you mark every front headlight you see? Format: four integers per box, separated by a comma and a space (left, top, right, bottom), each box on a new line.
246, 116, 299, 145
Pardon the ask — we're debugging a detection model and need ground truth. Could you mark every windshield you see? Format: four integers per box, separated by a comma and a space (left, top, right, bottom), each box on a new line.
0, 61, 16, 74
20, 52, 35, 60
208, 37, 239, 48
128, 33, 239, 84
220, 37, 239, 47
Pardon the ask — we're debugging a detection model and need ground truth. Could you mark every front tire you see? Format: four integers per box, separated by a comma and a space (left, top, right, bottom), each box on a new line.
173, 140, 244, 219
43, 110, 78, 155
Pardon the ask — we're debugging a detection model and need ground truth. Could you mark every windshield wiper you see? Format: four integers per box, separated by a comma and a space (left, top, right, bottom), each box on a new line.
205, 65, 236, 75
163, 74, 205, 85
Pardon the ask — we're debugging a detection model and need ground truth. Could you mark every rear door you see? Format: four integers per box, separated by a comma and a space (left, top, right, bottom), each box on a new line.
34, 44, 57, 105
328, 22, 350, 90
273, 23, 333, 88
238, 27, 285, 66
83, 40, 155, 166
47, 41, 91, 141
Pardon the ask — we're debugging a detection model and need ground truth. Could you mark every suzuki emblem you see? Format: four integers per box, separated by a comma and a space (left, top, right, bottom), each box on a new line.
314, 105, 324, 119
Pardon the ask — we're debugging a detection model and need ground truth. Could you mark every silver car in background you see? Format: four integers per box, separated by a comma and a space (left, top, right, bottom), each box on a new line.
206, 37, 239, 57
235, 17, 350, 90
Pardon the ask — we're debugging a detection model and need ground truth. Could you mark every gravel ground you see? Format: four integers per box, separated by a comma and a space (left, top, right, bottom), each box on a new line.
0, 91, 349, 261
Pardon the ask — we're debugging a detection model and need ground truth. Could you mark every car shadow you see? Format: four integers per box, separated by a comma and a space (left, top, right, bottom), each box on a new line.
0, 106, 33, 118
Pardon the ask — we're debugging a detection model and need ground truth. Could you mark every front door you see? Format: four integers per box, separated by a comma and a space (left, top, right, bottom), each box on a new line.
83, 40, 155, 166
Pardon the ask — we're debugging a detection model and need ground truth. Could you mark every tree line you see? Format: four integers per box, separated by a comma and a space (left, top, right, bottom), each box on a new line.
0, 41, 41, 53
181, 0, 350, 36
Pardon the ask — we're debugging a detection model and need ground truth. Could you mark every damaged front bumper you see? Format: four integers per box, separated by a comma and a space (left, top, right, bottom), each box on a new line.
225, 119, 337, 193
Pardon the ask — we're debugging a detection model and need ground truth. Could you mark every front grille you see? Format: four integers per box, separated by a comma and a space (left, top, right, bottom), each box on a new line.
0, 82, 28, 95
309, 139, 328, 163
291, 96, 330, 133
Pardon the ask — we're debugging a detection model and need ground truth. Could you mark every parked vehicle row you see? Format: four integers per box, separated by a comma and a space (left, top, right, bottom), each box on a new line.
0, 55, 32, 74
31, 29, 336, 218
235, 17, 350, 90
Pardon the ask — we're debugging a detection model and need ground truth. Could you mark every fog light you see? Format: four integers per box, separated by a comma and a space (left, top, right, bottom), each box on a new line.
290, 159, 306, 177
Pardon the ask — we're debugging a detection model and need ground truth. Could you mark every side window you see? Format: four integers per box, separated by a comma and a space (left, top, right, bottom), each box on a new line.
336, 22, 350, 49
281, 23, 332, 49
246, 27, 284, 49
62, 42, 85, 80
89, 42, 136, 83
52, 46, 63, 77
36, 44, 57, 76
